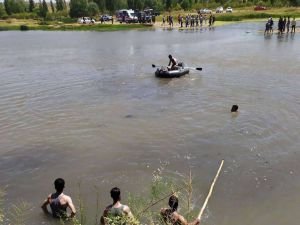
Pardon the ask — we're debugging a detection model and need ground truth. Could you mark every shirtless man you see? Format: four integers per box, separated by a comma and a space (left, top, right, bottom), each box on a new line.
161, 195, 200, 225
100, 187, 133, 225
168, 54, 178, 71
41, 178, 76, 219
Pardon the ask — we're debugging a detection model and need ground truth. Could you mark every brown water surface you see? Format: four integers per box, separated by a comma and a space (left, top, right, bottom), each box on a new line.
0, 23, 300, 225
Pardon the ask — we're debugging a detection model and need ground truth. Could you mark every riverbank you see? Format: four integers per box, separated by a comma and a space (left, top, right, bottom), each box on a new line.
0, 19, 155, 31
0, 7, 299, 31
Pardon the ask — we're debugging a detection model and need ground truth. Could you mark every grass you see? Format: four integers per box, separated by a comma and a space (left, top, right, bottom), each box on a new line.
0, 19, 154, 31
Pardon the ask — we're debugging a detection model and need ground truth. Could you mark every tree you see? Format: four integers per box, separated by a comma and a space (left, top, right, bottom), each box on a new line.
127, 0, 134, 8
0, 3, 7, 17
56, 0, 64, 11
29, 0, 35, 12
181, 0, 190, 9
4, 0, 11, 15
87, 1, 99, 16
50, 0, 55, 12
69, 0, 88, 18
166, 0, 172, 9
94, 0, 105, 12
39, 0, 48, 18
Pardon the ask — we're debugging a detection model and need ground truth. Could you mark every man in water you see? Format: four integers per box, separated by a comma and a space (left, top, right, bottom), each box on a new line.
168, 54, 178, 71
41, 178, 76, 219
161, 195, 200, 225
100, 187, 134, 225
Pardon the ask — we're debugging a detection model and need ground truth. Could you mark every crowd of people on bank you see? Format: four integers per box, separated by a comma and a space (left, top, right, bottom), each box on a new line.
265, 16, 297, 34
162, 14, 216, 28
41, 178, 201, 225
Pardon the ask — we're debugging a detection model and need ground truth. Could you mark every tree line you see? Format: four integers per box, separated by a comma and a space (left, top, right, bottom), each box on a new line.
0, 0, 299, 19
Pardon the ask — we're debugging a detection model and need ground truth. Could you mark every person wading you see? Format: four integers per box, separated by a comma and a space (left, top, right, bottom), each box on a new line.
41, 178, 76, 219
100, 187, 134, 225
161, 195, 200, 225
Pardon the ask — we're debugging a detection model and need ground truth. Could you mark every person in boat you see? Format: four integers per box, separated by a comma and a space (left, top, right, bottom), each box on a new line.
100, 187, 134, 225
41, 178, 76, 219
168, 54, 178, 71
161, 195, 200, 225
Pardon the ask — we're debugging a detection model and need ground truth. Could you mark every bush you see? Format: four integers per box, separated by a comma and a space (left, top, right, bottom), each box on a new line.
20, 24, 29, 30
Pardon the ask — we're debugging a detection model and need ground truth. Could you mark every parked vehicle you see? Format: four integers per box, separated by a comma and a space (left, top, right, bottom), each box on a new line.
100, 15, 113, 21
199, 8, 212, 14
78, 17, 95, 24
226, 7, 233, 13
254, 6, 267, 10
216, 6, 223, 13
116, 9, 138, 23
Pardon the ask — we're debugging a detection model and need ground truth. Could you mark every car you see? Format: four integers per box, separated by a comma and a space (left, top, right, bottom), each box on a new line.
78, 17, 95, 24
216, 6, 224, 13
199, 8, 212, 14
100, 15, 113, 21
226, 7, 233, 13
254, 6, 267, 10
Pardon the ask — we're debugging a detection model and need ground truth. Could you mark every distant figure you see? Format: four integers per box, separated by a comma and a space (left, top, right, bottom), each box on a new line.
291, 17, 296, 33
231, 105, 239, 112
168, 54, 178, 71
264, 21, 271, 34
286, 16, 290, 33
161, 195, 200, 225
162, 15, 166, 26
100, 187, 133, 225
41, 178, 76, 219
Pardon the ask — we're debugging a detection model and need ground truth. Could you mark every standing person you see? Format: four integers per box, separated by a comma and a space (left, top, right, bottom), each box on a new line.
161, 195, 200, 225
269, 17, 274, 33
291, 17, 296, 33
283, 16, 286, 32
100, 187, 133, 225
286, 16, 290, 33
41, 178, 76, 219
162, 15, 166, 26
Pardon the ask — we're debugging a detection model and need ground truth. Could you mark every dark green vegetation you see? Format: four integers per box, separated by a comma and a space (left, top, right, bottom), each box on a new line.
1, 0, 300, 20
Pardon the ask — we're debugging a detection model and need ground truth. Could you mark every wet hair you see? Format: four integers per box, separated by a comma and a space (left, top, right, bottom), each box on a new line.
168, 54, 172, 59
231, 105, 239, 112
168, 195, 178, 212
110, 187, 121, 202
54, 178, 65, 192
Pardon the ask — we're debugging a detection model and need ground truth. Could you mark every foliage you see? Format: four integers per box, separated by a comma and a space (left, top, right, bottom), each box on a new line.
87, 2, 99, 17
29, 0, 35, 12
50, 0, 55, 12
4, 0, 27, 15
56, 0, 65, 11
0, 3, 8, 18
38, 0, 48, 18
69, 0, 88, 18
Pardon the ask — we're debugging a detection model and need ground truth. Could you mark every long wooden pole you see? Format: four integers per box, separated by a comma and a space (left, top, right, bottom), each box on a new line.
197, 160, 224, 221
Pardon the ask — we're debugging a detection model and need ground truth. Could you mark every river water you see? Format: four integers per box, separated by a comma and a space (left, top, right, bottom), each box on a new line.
0, 23, 300, 225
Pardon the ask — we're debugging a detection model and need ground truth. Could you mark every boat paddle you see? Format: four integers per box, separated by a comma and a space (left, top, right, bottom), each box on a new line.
197, 160, 224, 222
152, 64, 202, 71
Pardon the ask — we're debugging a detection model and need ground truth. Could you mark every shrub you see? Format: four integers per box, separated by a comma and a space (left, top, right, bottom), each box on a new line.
20, 24, 29, 30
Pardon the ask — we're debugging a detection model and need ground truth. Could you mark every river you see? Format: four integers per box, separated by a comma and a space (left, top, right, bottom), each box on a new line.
0, 23, 300, 225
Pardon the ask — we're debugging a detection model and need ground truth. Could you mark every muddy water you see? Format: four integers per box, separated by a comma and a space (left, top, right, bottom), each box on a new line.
0, 23, 300, 225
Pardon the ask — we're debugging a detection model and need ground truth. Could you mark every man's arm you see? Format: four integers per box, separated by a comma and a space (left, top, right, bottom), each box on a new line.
66, 197, 76, 218
177, 214, 200, 225
41, 195, 51, 215
123, 205, 133, 219
100, 208, 109, 225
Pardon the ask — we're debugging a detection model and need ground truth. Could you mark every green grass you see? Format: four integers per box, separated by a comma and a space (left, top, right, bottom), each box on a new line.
0, 20, 154, 31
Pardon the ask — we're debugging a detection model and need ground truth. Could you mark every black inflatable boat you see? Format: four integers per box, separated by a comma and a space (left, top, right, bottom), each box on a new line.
155, 66, 190, 78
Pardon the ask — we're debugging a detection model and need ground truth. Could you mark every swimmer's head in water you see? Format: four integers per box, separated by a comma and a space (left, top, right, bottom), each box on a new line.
54, 178, 65, 192
231, 105, 238, 112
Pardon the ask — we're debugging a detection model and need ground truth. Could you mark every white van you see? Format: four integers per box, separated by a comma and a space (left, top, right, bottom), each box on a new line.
116, 9, 138, 23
